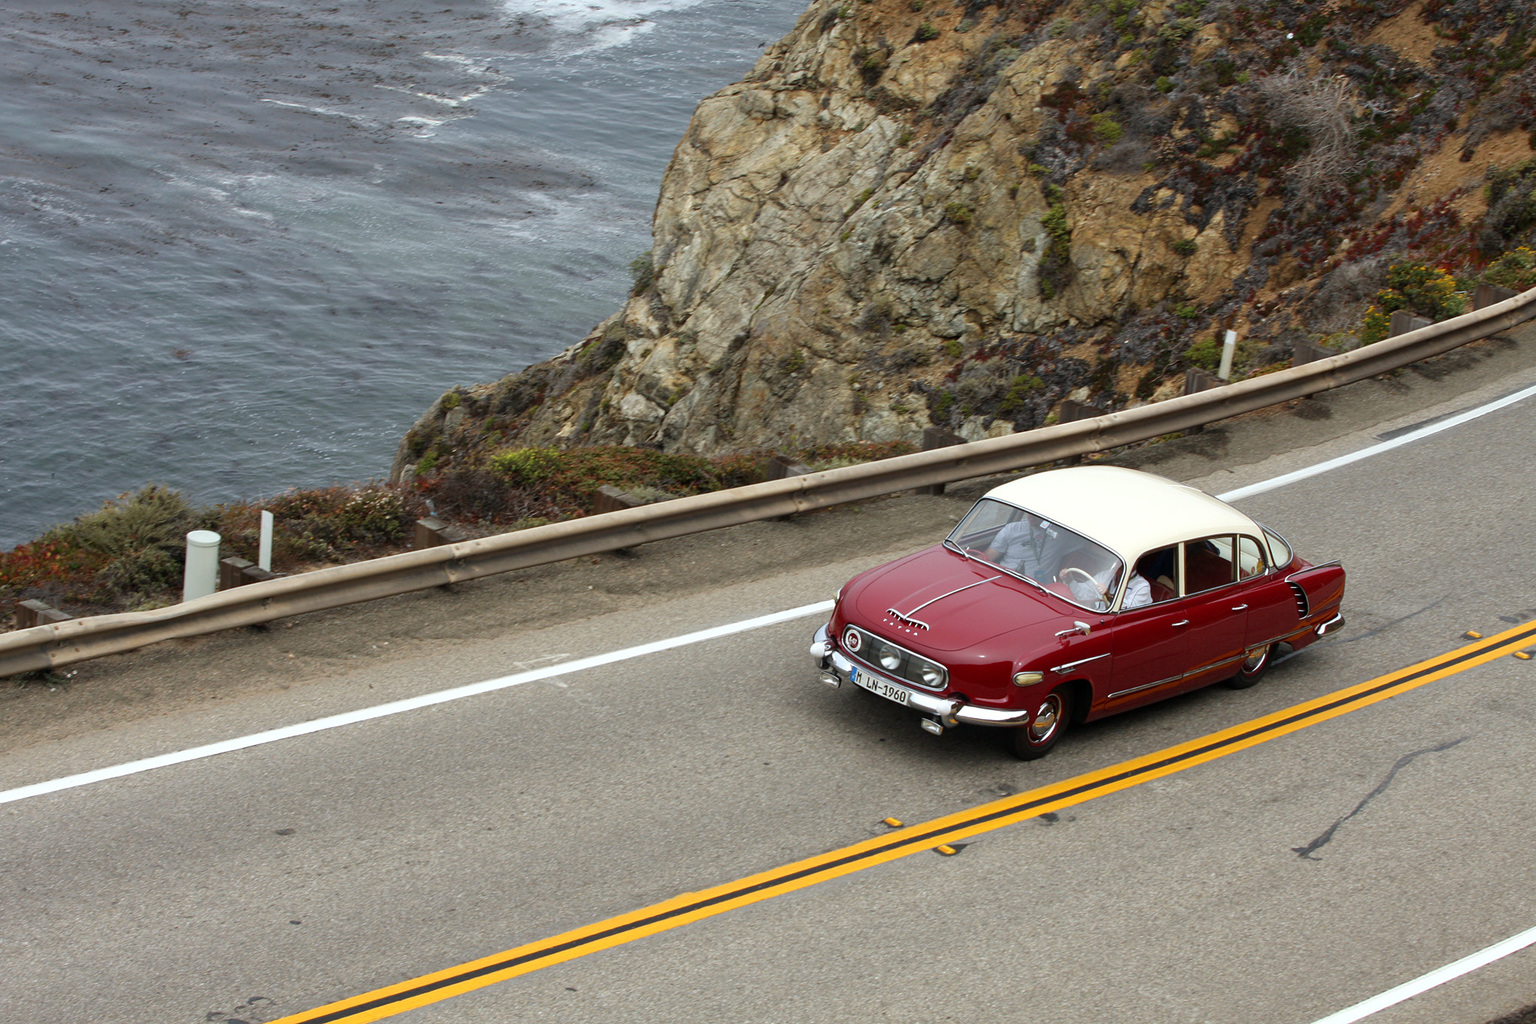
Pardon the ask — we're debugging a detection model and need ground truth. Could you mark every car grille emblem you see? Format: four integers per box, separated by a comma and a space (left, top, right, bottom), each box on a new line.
885, 609, 930, 631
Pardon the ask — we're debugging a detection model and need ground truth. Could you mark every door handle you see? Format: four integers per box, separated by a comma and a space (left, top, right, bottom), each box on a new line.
1171, 620, 1189, 627
1231, 604, 1248, 612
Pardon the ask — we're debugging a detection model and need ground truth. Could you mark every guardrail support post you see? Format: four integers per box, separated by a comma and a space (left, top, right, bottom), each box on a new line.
183, 530, 221, 603
413, 517, 470, 549
1184, 368, 1217, 394
1388, 310, 1434, 337
15, 599, 71, 629
915, 428, 963, 495
1291, 339, 1332, 366
766, 455, 813, 480
592, 485, 644, 515
1474, 284, 1518, 309
220, 557, 255, 590
1057, 400, 1102, 464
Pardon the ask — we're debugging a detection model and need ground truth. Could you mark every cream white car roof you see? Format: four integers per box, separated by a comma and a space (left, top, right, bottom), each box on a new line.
982, 465, 1261, 562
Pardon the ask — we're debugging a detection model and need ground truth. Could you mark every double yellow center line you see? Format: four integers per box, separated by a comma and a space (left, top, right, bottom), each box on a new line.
274, 618, 1536, 1024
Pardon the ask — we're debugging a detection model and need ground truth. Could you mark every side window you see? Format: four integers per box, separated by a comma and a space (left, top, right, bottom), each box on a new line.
1184, 535, 1236, 594
1262, 526, 1293, 569
1237, 535, 1268, 579
1129, 545, 1180, 607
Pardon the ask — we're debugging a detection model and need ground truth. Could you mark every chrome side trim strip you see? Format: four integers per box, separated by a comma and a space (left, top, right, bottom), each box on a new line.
1051, 651, 1110, 675
1106, 675, 1181, 700
1105, 654, 1244, 700
1286, 560, 1342, 582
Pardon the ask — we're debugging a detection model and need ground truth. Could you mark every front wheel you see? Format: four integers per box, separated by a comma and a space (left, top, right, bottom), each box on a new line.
1009, 688, 1072, 760
1223, 643, 1273, 690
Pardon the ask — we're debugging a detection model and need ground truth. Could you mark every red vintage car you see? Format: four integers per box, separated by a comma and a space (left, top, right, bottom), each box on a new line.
810, 466, 1345, 759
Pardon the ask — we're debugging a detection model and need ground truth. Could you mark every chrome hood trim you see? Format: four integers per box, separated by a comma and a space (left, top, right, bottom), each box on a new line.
887, 575, 1002, 632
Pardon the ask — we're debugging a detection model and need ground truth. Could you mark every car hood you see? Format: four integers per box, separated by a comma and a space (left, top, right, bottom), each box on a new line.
849, 545, 1068, 652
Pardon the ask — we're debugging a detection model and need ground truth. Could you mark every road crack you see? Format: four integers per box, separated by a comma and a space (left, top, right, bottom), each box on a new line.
1292, 736, 1466, 860
1337, 594, 1450, 645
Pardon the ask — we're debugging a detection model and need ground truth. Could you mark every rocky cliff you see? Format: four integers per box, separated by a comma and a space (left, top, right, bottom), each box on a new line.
395, 0, 1536, 482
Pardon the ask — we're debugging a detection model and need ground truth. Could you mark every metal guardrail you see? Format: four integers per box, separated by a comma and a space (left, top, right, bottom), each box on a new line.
4, 287, 1535, 677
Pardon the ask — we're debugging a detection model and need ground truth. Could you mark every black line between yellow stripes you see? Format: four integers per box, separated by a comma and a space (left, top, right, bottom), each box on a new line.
272, 618, 1536, 1024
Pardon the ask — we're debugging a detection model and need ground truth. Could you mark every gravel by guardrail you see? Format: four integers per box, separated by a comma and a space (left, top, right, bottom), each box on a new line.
4, 287, 1534, 678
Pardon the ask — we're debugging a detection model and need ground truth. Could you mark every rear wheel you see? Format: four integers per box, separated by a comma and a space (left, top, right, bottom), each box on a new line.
1223, 643, 1273, 690
1009, 688, 1071, 760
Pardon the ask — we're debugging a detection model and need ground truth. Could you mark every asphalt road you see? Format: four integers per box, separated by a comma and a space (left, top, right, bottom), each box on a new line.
4, 338, 1536, 1024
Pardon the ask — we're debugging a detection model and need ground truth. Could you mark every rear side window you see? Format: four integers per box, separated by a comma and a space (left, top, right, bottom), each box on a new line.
1237, 536, 1268, 579
1185, 536, 1236, 593
1262, 526, 1293, 568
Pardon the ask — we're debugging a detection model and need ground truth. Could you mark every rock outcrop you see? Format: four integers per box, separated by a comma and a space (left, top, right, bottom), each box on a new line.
395, 0, 1536, 481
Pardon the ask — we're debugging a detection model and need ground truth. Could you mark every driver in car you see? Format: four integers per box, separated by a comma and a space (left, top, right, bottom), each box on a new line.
981, 516, 1073, 581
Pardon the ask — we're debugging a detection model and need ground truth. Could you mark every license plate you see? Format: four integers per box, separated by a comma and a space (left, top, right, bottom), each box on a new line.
852, 667, 910, 707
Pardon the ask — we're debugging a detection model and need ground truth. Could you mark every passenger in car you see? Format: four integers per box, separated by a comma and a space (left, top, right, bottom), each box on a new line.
1135, 547, 1179, 604
1121, 566, 1153, 609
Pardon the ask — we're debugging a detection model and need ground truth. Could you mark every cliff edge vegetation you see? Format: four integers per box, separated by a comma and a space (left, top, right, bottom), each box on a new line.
397, 0, 1536, 495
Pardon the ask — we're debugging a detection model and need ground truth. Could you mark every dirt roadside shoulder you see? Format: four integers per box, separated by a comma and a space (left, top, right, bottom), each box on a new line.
3, 328, 1533, 754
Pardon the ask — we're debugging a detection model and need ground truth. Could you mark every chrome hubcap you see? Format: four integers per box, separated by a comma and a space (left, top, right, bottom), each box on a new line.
1028, 695, 1062, 742
1243, 646, 1268, 673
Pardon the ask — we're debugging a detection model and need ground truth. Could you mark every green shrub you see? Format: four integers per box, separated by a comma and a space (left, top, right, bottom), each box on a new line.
996, 375, 1046, 417
67, 485, 198, 561
944, 201, 973, 225
1358, 262, 1468, 343
1482, 160, 1536, 246
1172, 238, 1198, 257
629, 253, 656, 295
1184, 336, 1222, 371
1484, 246, 1536, 291
914, 21, 939, 42
1091, 113, 1124, 145
489, 448, 565, 486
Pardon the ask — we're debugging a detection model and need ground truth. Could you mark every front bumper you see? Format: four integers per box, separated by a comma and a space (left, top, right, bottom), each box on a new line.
811, 624, 1033, 729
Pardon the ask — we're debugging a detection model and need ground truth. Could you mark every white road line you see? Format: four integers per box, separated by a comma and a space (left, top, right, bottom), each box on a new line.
1309, 923, 1536, 1024
0, 600, 833, 807
1217, 381, 1536, 502
5, 376, 1536, 810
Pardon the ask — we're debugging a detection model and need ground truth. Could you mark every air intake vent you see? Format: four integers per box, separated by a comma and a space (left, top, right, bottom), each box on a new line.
1288, 582, 1309, 618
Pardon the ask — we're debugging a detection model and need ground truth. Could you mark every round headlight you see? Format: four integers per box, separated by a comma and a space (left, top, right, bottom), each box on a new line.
879, 647, 902, 671
919, 664, 945, 687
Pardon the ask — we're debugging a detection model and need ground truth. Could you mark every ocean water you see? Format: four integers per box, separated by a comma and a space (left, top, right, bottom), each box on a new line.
0, 0, 806, 549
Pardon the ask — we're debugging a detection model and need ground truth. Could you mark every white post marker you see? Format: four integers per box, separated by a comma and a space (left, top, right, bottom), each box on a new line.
258, 510, 274, 572
182, 530, 221, 602
1217, 328, 1237, 381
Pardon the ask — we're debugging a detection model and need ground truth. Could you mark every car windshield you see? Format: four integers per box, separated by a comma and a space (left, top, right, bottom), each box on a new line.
946, 497, 1125, 612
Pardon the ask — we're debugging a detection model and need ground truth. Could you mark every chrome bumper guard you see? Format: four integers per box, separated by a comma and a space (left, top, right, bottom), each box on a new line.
811, 625, 1032, 729
1315, 612, 1346, 637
